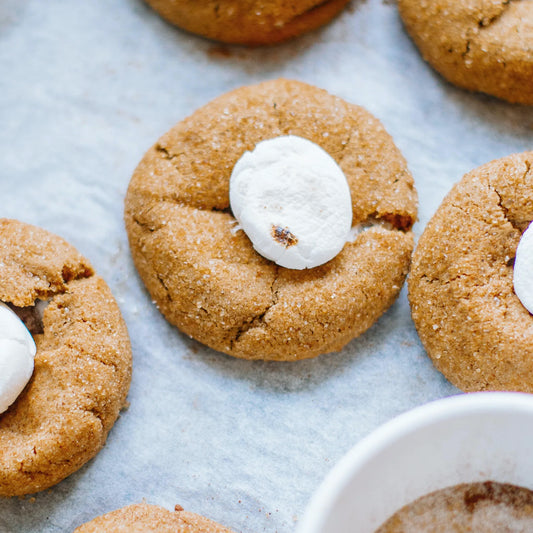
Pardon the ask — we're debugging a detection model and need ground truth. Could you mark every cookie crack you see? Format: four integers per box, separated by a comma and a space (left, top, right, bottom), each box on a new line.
376, 212, 414, 232
60, 339, 120, 372
4, 260, 94, 305
462, 39, 472, 60
490, 186, 519, 231
156, 274, 173, 303
477, 0, 512, 30
232, 314, 263, 347
155, 143, 184, 162
231, 266, 279, 347
17, 404, 105, 476
61, 264, 93, 284
353, 211, 413, 234
420, 272, 473, 286
156, 142, 171, 159
449, 194, 511, 232
486, 157, 532, 231
85, 403, 105, 426
337, 134, 414, 232
131, 214, 164, 234
461, 0, 514, 64
18, 463, 50, 477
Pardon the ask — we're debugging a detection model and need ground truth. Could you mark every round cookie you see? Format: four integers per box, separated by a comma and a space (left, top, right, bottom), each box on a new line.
125, 79, 418, 361
73, 503, 234, 532
409, 151, 533, 392
142, 0, 350, 46
398, 0, 533, 104
0, 219, 132, 496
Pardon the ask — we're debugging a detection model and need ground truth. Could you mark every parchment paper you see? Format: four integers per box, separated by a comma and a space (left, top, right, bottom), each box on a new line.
0, 0, 532, 531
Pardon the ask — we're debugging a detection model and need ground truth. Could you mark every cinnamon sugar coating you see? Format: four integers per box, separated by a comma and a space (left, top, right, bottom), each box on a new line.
398, 0, 533, 104
74, 503, 234, 533
125, 79, 417, 361
0, 219, 132, 496
409, 152, 533, 392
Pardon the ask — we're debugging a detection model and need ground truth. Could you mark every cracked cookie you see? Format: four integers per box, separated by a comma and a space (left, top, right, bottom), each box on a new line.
74, 503, 234, 532
398, 0, 533, 104
409, 151, 533, 392
142, 0, 350, 46
125, 79, 417, 361
0, 219, 132, 496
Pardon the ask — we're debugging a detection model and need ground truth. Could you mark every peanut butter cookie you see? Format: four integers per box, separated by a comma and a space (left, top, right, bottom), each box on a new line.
74, 503, 234, 532
143, 0, 350, 46
398, 0, 533, 104
0, 219, 132, 496
409, 151, 533, 392
125, 79, 417, 361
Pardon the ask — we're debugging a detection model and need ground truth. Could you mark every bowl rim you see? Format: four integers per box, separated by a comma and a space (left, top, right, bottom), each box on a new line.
297, 391, 533, 533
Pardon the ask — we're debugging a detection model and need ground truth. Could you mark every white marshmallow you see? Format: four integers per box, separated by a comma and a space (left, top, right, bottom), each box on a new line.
0, 303, 36, 414
229, 135, 352, 270
514, 221, 533, 314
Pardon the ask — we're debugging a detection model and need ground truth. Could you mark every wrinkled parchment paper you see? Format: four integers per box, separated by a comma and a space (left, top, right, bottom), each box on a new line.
1, 0, 532, 531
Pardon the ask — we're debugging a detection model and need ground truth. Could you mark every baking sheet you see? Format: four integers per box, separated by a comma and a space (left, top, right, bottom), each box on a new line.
0, 0, 532, 531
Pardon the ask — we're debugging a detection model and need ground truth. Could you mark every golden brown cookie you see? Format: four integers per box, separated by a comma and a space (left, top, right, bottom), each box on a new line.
73, 503, 234, 533
0, 219, 132, 496
409, 151, 533, 392
398, 0, 533, 104
125, 79, 417, 361
143, 0, 350, 46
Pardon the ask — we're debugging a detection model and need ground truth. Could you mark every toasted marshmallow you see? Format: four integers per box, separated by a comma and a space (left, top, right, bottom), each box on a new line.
0, 302, 36, 414
229, 135, 352, 269
514, 221, 533, 314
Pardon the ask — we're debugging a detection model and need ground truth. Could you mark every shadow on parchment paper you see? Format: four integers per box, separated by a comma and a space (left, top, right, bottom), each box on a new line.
126, 0, 369, 76
0, 0, 29, 32
444, 88, 533, 141
182, 299, 408, 394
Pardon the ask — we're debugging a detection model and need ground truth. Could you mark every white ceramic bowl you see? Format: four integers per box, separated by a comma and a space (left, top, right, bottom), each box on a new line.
297, 392, 533, 533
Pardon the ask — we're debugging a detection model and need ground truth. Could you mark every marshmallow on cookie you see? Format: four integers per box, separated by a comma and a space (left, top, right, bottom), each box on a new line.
514, 221, 533, 315
0, 302, 36, 414
229, 135, 352, 270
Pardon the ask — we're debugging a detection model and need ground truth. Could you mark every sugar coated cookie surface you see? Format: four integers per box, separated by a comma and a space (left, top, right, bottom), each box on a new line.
0, 219, 132, 496
125, 79, 417, 361
74, 503, 234, 532
398, 0, 533, 104
409, 152, 533, 392
142, 0, 350, 45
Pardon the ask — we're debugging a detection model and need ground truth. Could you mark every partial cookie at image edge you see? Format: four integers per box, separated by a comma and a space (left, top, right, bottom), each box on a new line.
142, 0, 351, 46
0, 218, 132, 497
73, 502, 235, 532
408, 151, 533, 392
398, 0, 533, 105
